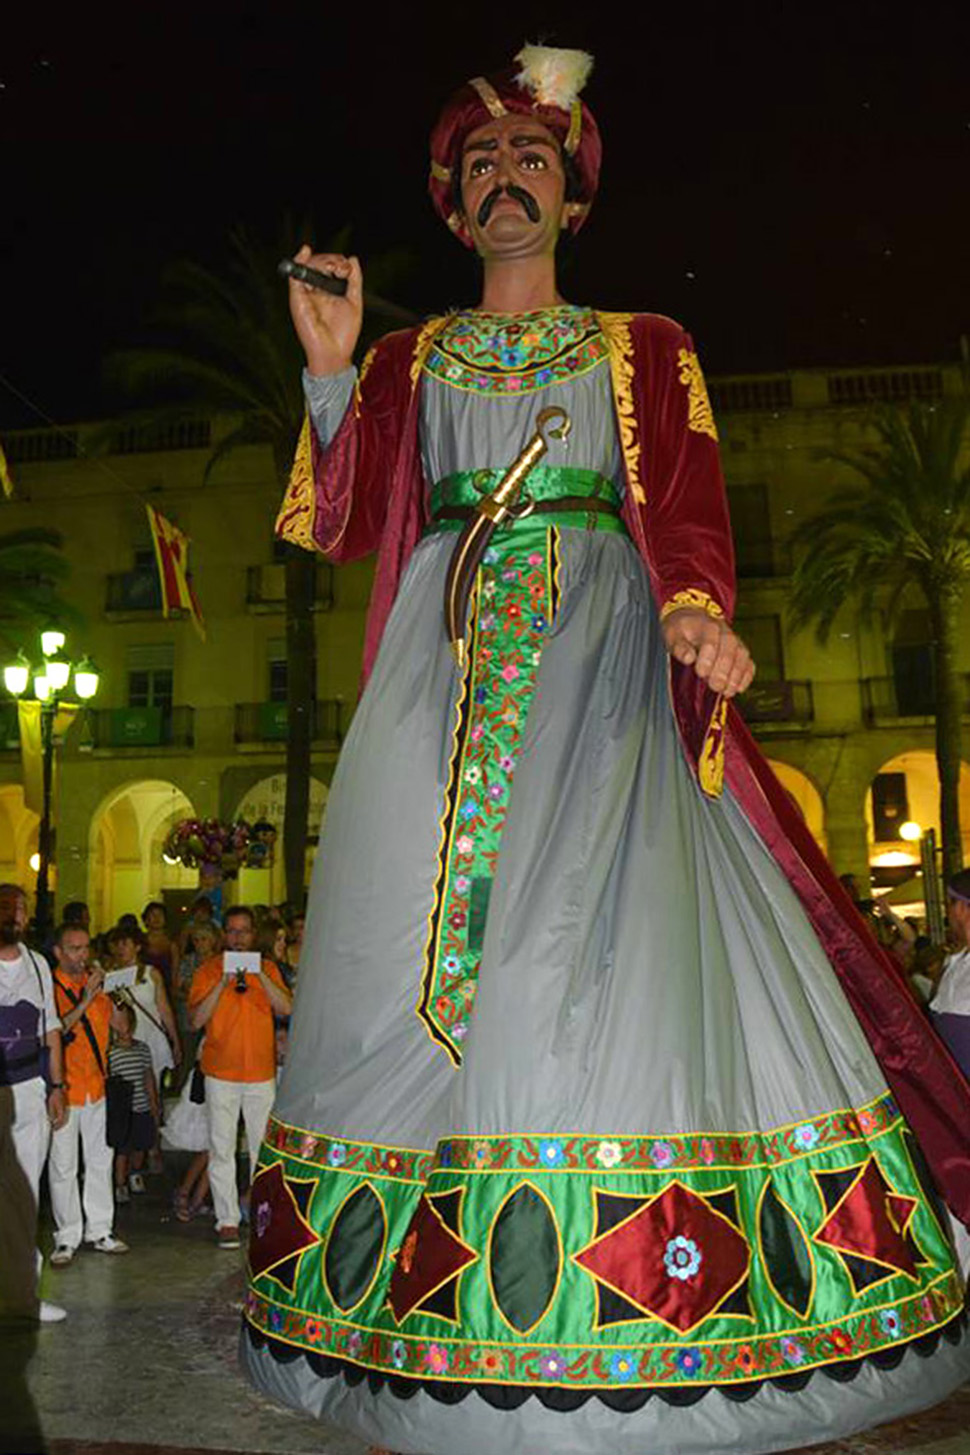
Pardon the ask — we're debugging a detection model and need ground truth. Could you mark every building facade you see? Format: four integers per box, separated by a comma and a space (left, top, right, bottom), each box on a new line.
1, 355, 967, 928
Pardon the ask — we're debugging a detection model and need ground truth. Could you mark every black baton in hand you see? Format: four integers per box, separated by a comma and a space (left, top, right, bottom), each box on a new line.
278, 258, 349, 297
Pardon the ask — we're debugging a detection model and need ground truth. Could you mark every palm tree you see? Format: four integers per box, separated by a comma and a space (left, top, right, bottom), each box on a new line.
110, 225, 415, 905
788, 398, 970, 879
0, 528, 76, 656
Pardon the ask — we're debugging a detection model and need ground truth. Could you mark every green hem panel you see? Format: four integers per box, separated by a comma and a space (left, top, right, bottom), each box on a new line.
246, 1092, 965, 1392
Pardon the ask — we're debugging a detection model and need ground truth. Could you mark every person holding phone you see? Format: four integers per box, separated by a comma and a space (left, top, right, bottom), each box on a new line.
188, 906, 290, 1248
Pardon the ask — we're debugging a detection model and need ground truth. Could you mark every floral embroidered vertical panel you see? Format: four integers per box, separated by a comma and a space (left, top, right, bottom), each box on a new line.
417, 521, 560, 1063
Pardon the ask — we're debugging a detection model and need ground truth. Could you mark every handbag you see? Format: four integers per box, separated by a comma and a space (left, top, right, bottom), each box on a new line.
189, 1063, 205, 1104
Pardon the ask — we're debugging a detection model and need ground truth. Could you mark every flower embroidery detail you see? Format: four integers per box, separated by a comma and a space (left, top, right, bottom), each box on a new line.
391, 1339, 407, 1369
347, 1331, 363, 1357
426, 1343, 449, 1374
305, 1319, 323, 1344
538, 1351, 567, 1379
327, 1142, 347, 1167
675, 1347, 703, 1377
299, 1133, 316, 1160
500, 663, 519, 683
829, 1328, 853, 1357
664, 1235, 702, 1281
699, 1138, 716, 1165
610, 1352, 636, 1382
792, 1123, 820, 1151
596, 1139, 623, 1168
464, 765, 481, 784
732, 1344, 757, 1374
472, 1138, 492, 1167
780, 1336, 805, 1366
478, 1349, 503, 1375
538, 1139, 565, 1168
879, 1308, 902, 1338
456, 835, 474, 855
650, 1140, 675, 1169
499, 755, 516, 773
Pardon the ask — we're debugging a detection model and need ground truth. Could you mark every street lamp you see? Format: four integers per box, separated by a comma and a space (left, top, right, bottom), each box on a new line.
3, 630, 100, 941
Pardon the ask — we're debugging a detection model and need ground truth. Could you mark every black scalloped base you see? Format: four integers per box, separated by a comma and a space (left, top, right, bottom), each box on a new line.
244, 1307, 967, 1412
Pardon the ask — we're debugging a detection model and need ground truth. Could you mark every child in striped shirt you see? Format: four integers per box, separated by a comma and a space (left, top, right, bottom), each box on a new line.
108, 1000, 159, 1201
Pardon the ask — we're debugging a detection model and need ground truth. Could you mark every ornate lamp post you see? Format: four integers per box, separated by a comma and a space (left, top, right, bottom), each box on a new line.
4, 630, 100, 940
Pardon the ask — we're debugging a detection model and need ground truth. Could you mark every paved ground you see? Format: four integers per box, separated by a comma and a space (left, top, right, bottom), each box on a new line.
2, 1158, 970, 1455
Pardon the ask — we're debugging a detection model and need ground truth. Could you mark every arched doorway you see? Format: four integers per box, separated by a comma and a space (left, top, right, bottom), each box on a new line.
89, 780, 197, 931
865, 750, 970, 909
233, 774, 329, 907
765, 760, 827, 854
0, 785, 40, 894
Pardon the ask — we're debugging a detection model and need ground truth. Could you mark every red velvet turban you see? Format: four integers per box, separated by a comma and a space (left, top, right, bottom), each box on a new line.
428, 47, 602, 246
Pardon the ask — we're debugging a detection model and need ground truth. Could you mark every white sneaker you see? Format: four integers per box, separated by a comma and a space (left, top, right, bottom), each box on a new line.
129, 1173, 146, 1194
38, 1300, 67, 1323
49, 1244, 75, 1267
90, 1233, 129, 1255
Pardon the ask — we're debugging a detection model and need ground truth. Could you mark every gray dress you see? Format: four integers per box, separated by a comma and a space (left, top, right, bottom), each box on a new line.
242, 308, 969, 1455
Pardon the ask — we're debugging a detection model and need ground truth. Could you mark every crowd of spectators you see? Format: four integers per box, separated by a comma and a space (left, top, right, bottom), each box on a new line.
0, 886, 302, 1323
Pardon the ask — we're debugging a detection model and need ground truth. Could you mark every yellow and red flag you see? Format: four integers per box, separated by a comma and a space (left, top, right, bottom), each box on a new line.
145, 504, 206, 640
0, 441, 14, 499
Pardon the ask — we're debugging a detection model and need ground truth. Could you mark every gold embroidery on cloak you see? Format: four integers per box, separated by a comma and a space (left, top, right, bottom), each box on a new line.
410, 314, 455, 390
596, 312, 644, 505
275, 413, 316, 551
677, 347, 719, 441
698, 693, 728, 799
660, 589, 725, 622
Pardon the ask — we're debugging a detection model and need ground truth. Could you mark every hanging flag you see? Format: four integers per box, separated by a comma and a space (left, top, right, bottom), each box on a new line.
0, 440, 14, 498
145, 504, 206, 640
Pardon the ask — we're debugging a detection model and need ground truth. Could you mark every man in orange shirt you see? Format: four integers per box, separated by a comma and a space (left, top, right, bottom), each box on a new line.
189, 905, 291, 1248
49, 923, 128, 1263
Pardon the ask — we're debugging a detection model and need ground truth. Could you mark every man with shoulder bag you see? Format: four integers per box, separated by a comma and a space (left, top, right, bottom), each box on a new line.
0, 884, 67, 1323
48, 922, 128, 1263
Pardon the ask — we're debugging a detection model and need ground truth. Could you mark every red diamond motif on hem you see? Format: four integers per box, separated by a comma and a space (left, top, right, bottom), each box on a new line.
574, 1180, 751, 1335
388, 1194, 479, 1324
248, 1161, 321, 1283
814, 1158, 920, 1280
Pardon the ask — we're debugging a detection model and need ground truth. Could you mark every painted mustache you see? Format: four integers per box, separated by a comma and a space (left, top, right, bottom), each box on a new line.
477, 184, 541, 228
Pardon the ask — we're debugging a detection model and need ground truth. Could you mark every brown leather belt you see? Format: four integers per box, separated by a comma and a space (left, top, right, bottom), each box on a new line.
434, 495, 622, 523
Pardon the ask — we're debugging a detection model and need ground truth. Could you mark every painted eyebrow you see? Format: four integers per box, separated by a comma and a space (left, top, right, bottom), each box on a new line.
464, 134, 558, 154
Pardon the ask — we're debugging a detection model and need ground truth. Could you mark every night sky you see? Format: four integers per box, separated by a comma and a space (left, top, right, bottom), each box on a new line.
2, 2, 968, 429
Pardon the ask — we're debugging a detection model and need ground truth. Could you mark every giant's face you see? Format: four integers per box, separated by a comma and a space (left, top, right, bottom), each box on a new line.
458, 114, 567, 262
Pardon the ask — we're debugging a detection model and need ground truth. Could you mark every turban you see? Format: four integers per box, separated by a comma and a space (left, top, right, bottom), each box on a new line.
428, 45, 602, 246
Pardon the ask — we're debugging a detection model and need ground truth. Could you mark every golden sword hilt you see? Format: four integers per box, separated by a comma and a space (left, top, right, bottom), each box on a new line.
444, 406, 572, 669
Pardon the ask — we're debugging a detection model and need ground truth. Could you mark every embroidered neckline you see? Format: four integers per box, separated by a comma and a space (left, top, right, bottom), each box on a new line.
424, 306, 608, 398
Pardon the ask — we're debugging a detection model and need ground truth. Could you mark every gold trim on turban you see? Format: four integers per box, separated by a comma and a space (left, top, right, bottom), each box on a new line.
468, 76, 508, 119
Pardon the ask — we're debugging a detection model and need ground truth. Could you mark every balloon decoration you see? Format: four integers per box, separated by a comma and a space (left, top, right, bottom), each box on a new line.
162, 817, 277, 877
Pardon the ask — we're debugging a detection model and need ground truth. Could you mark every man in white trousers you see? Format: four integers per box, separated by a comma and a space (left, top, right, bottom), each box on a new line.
189, 905, 291, 1250
0, 883, 67, 1323
49, 923, 128, 1263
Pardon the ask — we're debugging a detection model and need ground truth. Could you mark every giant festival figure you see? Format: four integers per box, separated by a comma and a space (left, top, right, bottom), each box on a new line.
241, 46, 970, 1455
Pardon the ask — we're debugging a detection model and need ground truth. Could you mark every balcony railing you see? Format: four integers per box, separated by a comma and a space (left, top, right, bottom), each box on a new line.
827, 369, 944, 406
709, 377, 793, 413
86, 705, 195, 749
105, 568, 163, 614
860, 677, 970, 724
245, 563, 335, 612
234, 699, 344, 748
737, 680, 814, 725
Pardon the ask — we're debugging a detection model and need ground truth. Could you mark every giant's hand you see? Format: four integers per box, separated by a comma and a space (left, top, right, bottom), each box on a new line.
661, 609, 755, 698
288, 244, 363, 376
